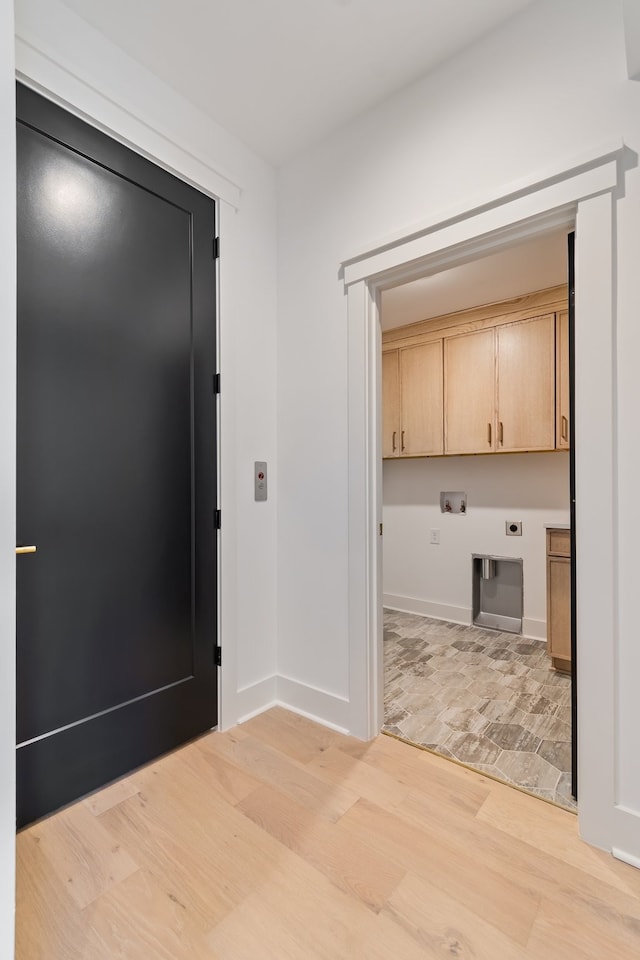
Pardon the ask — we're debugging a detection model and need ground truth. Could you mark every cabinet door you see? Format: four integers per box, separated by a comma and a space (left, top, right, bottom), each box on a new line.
444, 328, 495, 454
497, 314, 555, 452
556, 309, 570, 449
400, 341, 443, 456
547, 556, 571, 666
382, 350, 400, 458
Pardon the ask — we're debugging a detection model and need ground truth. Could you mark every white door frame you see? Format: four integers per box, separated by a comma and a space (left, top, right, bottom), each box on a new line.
343, 141, 629, 855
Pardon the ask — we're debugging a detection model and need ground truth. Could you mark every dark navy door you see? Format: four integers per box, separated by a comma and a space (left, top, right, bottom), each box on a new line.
16, 83, 218, 827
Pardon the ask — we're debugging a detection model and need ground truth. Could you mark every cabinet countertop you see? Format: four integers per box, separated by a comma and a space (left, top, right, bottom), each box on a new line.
544, 523, 570, 530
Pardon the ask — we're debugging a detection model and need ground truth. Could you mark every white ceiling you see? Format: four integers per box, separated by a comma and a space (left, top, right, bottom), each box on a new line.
60, 0, 536, 165
381, 229, 569, 330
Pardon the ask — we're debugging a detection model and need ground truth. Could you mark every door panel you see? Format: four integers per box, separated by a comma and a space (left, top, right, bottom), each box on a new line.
400, 341, 443, 456
16, 84, 218, 826
444, 328, 495, 454
548, 557, 571, 663
497, 314, 555, 452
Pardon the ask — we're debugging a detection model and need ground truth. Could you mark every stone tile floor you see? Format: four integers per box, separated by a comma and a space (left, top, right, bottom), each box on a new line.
383, 608, 575, 810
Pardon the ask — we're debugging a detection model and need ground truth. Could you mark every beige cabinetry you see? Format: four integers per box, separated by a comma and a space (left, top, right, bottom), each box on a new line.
400, 341, 443, 456
382, 350, 400, 458
444, 313, 555, 455
381, 342, 444, 458
496, 314, 555, 452
546, 528, 571, 673
444, 328, 495, 455
556, 309, 570, 449
382, 286, 569, 460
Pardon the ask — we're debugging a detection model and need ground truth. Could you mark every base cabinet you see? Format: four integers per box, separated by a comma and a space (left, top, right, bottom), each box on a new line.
546, 528, 571, 672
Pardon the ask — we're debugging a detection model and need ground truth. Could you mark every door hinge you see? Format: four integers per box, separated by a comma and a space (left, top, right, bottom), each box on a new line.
214, 509, 221, 530
213, 373, 220, 394
214, 646, 222, 667
213, 236, 220, 260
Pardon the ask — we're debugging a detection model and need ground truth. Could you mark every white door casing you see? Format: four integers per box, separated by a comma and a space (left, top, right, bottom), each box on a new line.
342, 140, 640, 862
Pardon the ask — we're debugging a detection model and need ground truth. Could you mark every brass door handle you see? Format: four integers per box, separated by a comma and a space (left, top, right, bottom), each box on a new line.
392, 431, 397, 452
16, 545, 37, 554
561, 415, 568, 441
499, 421, 504, 445
487, 422, 492, 445
401, 430, 405, 452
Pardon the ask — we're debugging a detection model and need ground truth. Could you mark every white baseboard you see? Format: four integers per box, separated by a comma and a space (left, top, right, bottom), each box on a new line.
522, 618, 547, 642
234, 674, 349, 734
235, 676, 278, 724
612, 847, 640, 871
383, 594, 471, 626
384, 593, 547, 642
276, 675, 350, 733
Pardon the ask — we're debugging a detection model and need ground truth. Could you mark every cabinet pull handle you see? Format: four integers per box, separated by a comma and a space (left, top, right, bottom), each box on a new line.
401, 430, 405, 452
499, 421, 504, 445
392, 431, 397, 452
561, 415, 568, 441
487, 422, 492, 445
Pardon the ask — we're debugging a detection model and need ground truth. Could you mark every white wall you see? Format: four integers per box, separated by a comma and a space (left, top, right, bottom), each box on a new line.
0, 0, 15, 953
277, 0, 640, 848
383, 453, 570, 638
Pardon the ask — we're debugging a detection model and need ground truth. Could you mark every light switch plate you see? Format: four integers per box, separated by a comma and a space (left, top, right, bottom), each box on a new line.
254, 461, 267, 501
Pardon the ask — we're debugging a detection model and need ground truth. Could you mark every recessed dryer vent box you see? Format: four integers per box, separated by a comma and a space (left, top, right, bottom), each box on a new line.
440, 491, 467, 514
472, 554, 523, 634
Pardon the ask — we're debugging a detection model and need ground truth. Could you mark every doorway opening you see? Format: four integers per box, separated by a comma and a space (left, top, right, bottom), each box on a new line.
379, 229, 575, 809
343, 144, 622, 846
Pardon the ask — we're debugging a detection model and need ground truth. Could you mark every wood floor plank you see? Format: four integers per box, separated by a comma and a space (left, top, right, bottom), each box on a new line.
395, 776, 640, 926
83, 775, 140, 817
383, 871, 528, 960
161, 732, 263, 806
205, 841, 436, 960
16, 834, 102, 960
204, 726, 359, 821
339, 796, 541, 946
23, 802, 139, 910
97, 767, 296, 933
476, 787, 636, 894
97, 795, 238, 934
527, 896, 640, 960
82, 869, 219, 960
306, 744, 412, 808
237, 783, 406, 912
239, 705, 341, 763
15, 707, 640, 960
350, 730, 495, 805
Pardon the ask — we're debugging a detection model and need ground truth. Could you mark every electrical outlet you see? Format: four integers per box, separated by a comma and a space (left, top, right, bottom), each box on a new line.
430, 529, 440, 545
506, 521, 522, 536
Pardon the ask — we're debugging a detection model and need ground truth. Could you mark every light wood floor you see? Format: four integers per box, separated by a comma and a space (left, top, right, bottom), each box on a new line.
16, 707, 640, 959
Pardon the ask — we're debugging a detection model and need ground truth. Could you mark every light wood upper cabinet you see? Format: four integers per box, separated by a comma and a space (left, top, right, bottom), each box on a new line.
444, 328, 495, 455
556, 309, 570, 449
496, 314, 555, 452
382, 350, 400, 458
381, 286, 567, 460
400, 341, 444, 456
